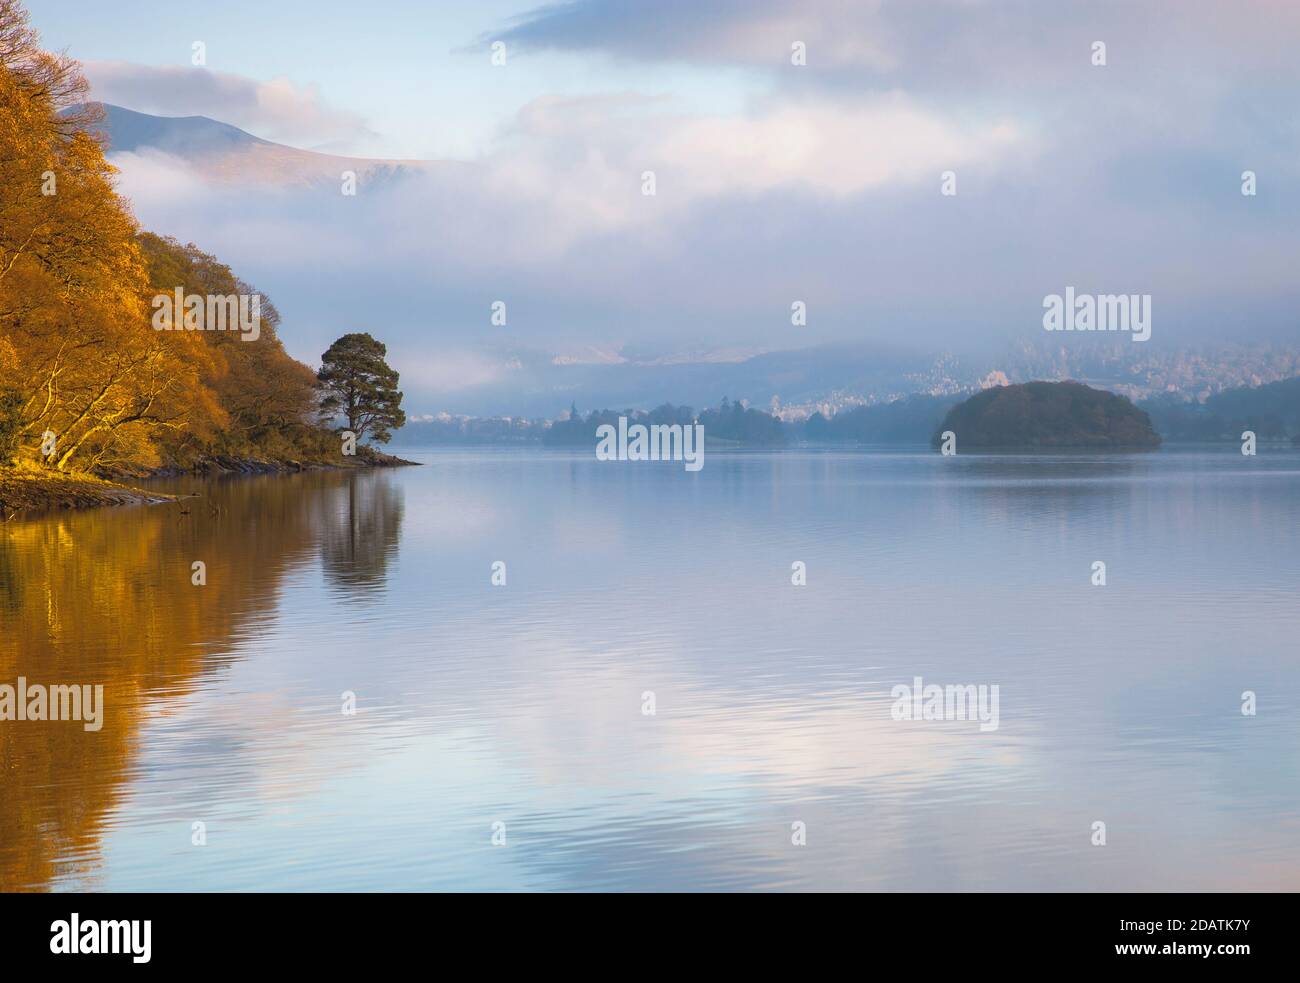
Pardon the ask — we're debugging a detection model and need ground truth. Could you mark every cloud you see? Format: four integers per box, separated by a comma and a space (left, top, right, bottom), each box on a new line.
396, 350, 513, 393
493, 0, 1300, 88
651, 94, 1022, 198
109, 149, 208, 204
84, 61, 377, 152
99, 2, 1300, 414
108, 80, 1299, 418
474, 89, 1026, 250
489, 0, 900, 71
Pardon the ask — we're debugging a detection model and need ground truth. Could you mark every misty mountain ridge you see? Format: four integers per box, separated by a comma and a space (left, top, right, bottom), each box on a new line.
90, 103, 272, 155
80, 102, 445, 188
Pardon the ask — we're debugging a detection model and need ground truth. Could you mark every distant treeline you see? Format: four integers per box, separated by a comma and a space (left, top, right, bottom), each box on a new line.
397, 376, 1300, 448
801, 394, 956, 443
1138, 377, 1300, 442
545, 399, 785, 446
395, 395, 957, 447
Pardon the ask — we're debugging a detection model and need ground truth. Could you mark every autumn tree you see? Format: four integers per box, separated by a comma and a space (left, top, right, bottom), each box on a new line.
1, 0, 396, 474
317, 333, 405, 445
0, 335, 19, 463
0, 0, 216, 472
0, 0, 343, 474
136, 233, 324, 463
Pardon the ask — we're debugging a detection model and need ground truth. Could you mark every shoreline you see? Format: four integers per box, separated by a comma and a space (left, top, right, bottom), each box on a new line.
1, 469, 176, 518
1, 450, 419, 518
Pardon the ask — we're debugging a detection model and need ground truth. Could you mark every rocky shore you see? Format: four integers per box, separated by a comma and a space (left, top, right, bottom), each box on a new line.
0, 468, 174, 517
1, 448, 418, 517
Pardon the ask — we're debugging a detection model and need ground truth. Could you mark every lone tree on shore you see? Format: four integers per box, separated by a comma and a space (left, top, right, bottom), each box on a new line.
317, 333, 406, 445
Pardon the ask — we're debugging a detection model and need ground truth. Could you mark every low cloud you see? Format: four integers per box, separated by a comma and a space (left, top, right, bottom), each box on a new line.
110, 149, 209, 204
474, 90, 1026, 250
101, 12, 1300, 414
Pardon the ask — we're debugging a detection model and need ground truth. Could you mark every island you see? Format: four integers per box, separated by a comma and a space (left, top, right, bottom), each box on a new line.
932, 381, 1161, 449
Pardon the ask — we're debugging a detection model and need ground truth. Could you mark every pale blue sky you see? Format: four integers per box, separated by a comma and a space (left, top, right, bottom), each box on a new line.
27, 0, 754, 157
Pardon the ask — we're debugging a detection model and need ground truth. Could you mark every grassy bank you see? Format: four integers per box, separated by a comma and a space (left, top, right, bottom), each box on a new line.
0, 465, 175, 517
2, 448, 418, 518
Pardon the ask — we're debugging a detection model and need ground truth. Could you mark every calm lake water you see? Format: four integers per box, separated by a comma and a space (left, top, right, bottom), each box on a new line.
3, 446, 1299, 891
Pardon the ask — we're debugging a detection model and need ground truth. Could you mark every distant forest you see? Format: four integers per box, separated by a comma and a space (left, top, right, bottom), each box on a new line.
1138, 376, 1300, 443
394, 394, 957, 447
393, 379, 1300, 447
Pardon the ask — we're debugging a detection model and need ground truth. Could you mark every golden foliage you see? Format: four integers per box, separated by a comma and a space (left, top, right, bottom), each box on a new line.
0, 0, 327, 473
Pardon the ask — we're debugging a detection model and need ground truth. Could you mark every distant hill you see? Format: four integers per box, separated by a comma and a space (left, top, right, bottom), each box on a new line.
90, 103, 270, 155
804, 393, 958, 444
1140, 375, 1300, 441
934, 381, 1161, 448
80, 102, 451, 188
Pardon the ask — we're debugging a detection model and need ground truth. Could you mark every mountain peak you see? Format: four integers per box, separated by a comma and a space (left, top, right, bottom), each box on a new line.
79, 103, 447, 188
89, 102, 271, 155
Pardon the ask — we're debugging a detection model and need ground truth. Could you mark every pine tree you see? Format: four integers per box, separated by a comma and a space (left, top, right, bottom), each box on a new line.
317, 332, 406, 444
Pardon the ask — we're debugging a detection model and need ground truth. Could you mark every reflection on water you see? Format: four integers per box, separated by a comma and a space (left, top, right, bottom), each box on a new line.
2, 448, 1299, 891
0, 470, 402, 890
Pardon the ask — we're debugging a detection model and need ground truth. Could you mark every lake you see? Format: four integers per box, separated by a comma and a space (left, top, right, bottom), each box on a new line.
3, 446, 1299, 891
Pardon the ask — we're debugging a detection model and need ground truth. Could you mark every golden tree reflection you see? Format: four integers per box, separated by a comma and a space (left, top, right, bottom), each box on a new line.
0, 469, 402, 890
